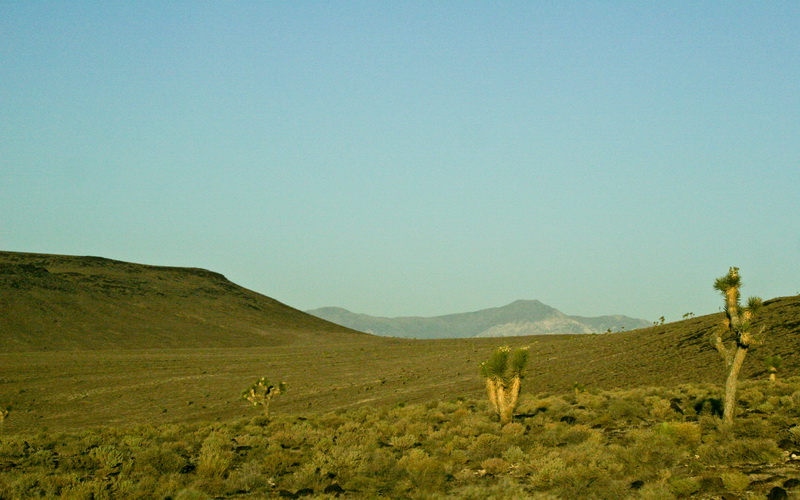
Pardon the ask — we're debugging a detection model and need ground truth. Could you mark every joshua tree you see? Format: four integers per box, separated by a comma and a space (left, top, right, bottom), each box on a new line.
242, 377, 286, 420
764, 355, 782, 383
479, 346, 529, 425
712, 267, 764, 425
0, 407, 9, 434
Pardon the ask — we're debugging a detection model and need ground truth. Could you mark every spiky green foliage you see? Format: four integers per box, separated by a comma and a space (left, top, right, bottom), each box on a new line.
764, 355, 782, 370
713, 269, 742, 295
508, 347, 529, 377
712, 267, 766, 424
479, 346, 530, 424
764, 355, 782, 382
480, 346, 510, 380
242, 377, 286, 419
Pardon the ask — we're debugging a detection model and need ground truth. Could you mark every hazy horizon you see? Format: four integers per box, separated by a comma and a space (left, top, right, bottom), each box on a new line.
3, 2, 798, 323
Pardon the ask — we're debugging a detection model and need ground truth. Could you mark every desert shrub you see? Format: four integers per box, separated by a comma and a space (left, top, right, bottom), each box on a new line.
501, 445, 526, 466
261, 448, 300, 477
607, 396, 648, 423
575, 391, 608, 411
449, 476, 536, 500
196, 432, 233, 478
452, 413, 498, 437
562, 424, 601, 446
4, 380, 800, 499
656, 422, 702, 447
738, 387, 766, 408
527, 442, 627, 498
281, 460, 331, 492
634, 482, 677, 500
668, 476, 701, 496
158, 423, 189, 442
720, 471, 751, 494
697, 437, 782, 465
90, 444, 128, 477
174, 487, 212, 500
136, 443, 188, 474
389, 433, 418, 450
398, 448, 447, 491
788, 424, 800, 445
309, 442, 374, 482
613, 428, 686, 479
645, 396, 681, 421
481, 457, 509, 475
467, 433, 504, 462
524, 395, 572, 421
732, 414, 780, 438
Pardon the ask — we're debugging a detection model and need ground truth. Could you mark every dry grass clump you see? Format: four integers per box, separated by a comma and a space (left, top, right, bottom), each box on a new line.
1, 377, 799, 498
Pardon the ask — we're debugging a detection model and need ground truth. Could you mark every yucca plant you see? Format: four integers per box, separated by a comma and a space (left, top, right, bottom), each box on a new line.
242, 377, 286, 420
0, 407, 8, 435
764, 355, 782, 383
479, 346, 529, 424
712, 267, 765, 425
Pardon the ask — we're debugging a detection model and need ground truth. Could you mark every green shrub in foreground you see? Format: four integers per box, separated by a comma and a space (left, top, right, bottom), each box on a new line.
2, 378, 799, 499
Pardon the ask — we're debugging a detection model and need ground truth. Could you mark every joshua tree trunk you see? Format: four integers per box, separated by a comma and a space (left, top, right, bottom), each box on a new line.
499, 377, 522, 425
723, 346, 748, 425
486, 379, 499, 415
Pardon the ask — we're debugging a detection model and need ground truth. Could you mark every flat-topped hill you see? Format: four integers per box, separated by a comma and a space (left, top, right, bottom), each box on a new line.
0, 251, 368, 351
1, 250, 798, 433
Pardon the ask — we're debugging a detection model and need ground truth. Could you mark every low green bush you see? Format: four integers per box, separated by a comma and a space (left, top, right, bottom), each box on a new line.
0, 379, 795, 498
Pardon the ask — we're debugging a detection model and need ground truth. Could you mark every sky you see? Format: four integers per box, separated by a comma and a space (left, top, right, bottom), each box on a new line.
2, 2, 798, 323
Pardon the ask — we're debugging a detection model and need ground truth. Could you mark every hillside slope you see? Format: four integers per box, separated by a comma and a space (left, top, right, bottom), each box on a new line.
307, 299, 651, 338
0, 251, 368, 351
2, 294, 799, 433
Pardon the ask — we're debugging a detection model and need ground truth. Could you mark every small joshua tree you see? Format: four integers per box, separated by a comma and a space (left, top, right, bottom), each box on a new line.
479, 346, 529, 425
712, 267, 765, 425
764, 355, 782, 383
242, 377, 285, 420
0, 407, 9, 435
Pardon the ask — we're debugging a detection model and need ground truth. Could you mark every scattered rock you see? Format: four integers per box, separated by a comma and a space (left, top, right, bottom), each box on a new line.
783, 478, 800, 489
767, 486, 788, 500
324, 483, 345, 495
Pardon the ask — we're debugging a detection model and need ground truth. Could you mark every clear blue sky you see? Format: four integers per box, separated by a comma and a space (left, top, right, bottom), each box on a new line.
2, 2, 798, 322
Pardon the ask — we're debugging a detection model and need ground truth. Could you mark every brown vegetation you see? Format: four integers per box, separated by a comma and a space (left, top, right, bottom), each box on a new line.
1, 251, 799, 436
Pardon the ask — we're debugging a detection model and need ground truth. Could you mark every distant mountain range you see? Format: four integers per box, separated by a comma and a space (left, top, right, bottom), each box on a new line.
306, 300, 652, 339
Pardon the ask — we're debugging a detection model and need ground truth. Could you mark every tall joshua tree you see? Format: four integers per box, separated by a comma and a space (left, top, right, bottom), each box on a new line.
713, 267, 764, 425
479, 346, 529, 425
242, 377, 286, 420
